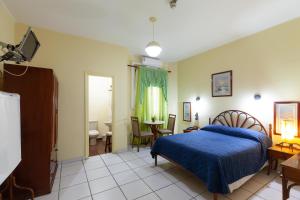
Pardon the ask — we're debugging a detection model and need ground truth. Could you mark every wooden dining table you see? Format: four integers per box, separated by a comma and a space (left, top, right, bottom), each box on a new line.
144, 120, 165, 140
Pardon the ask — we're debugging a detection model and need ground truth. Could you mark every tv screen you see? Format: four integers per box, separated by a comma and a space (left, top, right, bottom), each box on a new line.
0, 92, 21, 185
18, 28, 40, 62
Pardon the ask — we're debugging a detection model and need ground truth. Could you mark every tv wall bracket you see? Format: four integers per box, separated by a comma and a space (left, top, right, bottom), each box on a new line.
0, 41, 24, 63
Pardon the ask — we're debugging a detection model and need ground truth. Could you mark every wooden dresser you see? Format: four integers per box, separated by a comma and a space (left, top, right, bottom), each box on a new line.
3, 64, 58, 198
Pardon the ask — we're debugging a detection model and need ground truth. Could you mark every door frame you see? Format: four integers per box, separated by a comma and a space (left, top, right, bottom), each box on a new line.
84, 72, 115, 157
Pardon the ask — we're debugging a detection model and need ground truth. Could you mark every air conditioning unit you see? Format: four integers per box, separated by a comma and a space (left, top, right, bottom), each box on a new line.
141, 56, 162, 68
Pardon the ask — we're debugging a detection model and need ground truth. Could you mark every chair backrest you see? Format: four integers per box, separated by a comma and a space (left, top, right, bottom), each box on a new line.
167, 114, 176, 133
89, 121, 98, 131
131, 116, 140, 137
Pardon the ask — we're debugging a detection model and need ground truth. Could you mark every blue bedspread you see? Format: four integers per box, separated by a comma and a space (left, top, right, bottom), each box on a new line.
150, 125, 272, 194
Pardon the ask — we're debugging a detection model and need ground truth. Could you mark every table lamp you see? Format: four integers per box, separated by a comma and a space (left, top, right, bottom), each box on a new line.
279, 119, 298, 151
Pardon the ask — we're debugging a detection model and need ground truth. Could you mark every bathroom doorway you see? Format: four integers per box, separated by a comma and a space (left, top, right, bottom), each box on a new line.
85, 74, 113, 157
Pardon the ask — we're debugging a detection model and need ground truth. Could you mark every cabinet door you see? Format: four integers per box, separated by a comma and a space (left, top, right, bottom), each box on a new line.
51, 76, 58, 150
3, 64, 55, 196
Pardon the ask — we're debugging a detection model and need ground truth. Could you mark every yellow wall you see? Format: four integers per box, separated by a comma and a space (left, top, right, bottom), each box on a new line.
0, 1, 14, 44
15, 23, 131, 160
177, 18, 300, 144
0, 1, 15, 88
166, 63, 178, 132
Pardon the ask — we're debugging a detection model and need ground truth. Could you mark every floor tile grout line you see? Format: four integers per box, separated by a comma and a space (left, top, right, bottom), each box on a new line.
130, 169, 160, 200
133, 168, 161, 180
89, 185, 122, 198
57, 162, 62, 200
116, 151, 155, 200
59, 148, 202, 200
132, 149, 196, 199
55, 148, 288, 200
128, 153, 185, 200
107, 162, 132, 175
58, 173, 91, 199
113, 171, 141, 186
226, 170, 280, 200
82, 158, 95, 200
99, 153, 129, 200
119, 149, 163, 200
149, 158, 211, 199
59, 180, 89, 191
243, 172, 279, 200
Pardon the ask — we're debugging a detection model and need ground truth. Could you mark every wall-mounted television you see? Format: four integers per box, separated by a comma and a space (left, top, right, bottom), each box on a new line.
0, 27, 40, 63
17, 28, 40, 62
0, 92, 21, 185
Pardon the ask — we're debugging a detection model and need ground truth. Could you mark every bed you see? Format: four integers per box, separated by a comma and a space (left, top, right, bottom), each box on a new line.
151, 110, 272, 200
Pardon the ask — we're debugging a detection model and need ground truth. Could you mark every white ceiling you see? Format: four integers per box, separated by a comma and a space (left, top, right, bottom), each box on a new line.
3, 0, 300, 62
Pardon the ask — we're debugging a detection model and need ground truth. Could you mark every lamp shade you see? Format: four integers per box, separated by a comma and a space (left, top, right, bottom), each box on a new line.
281, 119, 297, 140
145, 41, 162, 57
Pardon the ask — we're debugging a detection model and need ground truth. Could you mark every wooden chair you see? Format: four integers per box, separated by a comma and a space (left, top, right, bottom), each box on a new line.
158, 114, 176, 136
131, 116, 154, 152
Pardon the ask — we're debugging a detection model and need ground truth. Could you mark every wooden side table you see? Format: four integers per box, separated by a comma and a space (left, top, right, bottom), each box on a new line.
183, 127, 199, 133
281, 154, 300, 200
267, 145, 300, 175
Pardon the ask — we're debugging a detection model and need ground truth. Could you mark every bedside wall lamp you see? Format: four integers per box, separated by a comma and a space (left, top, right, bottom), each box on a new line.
254, 94, 261, 100
194, 96, 201, 121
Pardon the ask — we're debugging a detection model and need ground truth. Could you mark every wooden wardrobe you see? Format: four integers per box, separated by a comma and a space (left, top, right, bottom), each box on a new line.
3, 64, 58, 198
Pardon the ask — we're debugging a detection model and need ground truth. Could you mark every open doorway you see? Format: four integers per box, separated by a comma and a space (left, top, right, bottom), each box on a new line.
86, 75, 113, 156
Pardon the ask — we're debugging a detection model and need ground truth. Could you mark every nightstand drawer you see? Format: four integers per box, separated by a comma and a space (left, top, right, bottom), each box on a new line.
269, 150, 292, 160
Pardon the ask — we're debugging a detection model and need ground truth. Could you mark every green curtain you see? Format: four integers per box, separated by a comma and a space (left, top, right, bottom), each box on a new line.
135, 66, 168, 131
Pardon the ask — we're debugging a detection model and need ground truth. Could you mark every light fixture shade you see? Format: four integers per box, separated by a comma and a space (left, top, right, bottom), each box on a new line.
145, 41, 162, 57
281, 119, 297, 140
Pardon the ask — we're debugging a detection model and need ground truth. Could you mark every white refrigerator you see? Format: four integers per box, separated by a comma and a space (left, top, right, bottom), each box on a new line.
0, 91, 21, 185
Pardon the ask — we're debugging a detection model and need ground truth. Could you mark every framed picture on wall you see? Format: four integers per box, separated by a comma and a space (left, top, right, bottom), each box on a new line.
183, 102, 191, 122
274, 101, 300, 136
211, 70, 232, 97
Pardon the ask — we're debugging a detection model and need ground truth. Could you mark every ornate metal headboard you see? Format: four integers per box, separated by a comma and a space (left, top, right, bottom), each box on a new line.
209, 110, 272, 138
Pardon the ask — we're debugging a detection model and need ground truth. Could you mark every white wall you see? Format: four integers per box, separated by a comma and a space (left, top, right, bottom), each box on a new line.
88, 75, 112, 135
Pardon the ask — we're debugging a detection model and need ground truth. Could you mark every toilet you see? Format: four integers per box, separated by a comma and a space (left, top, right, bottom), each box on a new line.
89, 121, 100, 146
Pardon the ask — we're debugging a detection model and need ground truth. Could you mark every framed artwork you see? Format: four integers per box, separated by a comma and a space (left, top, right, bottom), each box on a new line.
183, 102, 191, 122
211, 70, 232, 97
274, 101, 300, 136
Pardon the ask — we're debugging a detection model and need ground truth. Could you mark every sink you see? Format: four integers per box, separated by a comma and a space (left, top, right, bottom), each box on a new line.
104, 122, 112, 132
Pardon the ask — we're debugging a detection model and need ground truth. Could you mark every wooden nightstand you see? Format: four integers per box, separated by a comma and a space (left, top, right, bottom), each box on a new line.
281, 154, 300, 200
183, 127, 199, 133
267, 145, 300, 175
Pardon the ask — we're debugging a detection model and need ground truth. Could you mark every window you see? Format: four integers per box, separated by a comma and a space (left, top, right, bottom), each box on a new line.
147, 86, 161, 118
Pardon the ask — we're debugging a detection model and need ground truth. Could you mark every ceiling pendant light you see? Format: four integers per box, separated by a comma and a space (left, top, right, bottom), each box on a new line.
145, 17, 162, 58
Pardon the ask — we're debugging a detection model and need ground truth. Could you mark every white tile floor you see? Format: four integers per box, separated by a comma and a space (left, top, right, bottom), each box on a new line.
35, 147, 300, 200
